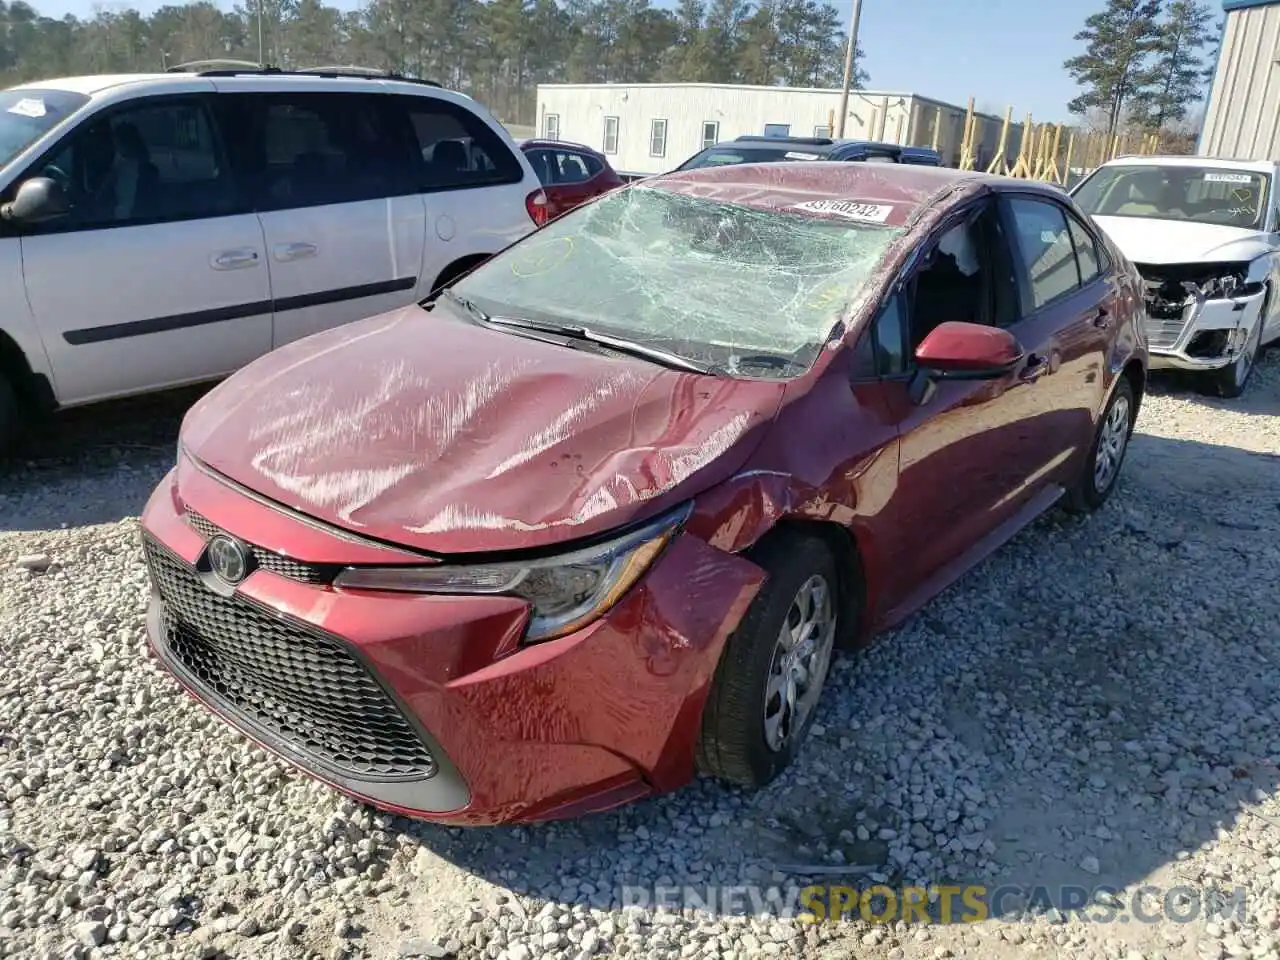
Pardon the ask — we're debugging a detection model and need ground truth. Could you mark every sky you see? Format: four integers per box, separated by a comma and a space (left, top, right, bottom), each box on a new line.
28, 0, 1219, 124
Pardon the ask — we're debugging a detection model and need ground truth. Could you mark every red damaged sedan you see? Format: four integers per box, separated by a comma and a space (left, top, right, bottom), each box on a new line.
140, 163, 1147, 825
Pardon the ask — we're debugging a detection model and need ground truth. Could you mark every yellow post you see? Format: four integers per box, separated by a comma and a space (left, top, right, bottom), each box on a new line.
828, 108, 835, 135
895, 113, 905, 144
986, 105, 1013, 175
959, 97, 976, 169
931, 105, 941, 151
1063, 131, 1075, 185
1008, 112, 1034, 178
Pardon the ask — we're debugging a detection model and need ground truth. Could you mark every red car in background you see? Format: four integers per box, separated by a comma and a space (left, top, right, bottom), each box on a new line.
139, 162, 1147, 826
519, 138, 624, 219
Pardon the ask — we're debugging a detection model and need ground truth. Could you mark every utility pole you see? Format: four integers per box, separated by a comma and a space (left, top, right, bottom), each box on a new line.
835, 0, 863, 139
257, 0, 265, 66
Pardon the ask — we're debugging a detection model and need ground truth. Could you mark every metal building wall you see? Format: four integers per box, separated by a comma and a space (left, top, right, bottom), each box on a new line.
1200, 0, 1280, 159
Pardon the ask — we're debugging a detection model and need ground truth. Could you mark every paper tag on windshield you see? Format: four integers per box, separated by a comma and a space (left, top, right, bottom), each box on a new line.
784, 151, 822, 160
7, 97, 47, 119
791, 199, 894, 223
1204, 172, 1254, 183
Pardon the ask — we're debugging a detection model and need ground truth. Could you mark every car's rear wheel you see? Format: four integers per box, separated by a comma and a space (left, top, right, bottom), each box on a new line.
696, 533, 840, 789
1065, 376, 1135, 514
1209, 306, 1266, 399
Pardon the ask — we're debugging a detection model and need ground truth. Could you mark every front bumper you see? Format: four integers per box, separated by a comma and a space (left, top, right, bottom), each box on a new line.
1142, 285, 1265, 372
138, 459, 765, 825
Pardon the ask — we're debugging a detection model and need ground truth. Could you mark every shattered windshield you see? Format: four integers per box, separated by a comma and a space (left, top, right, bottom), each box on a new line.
451, 184, 902, 378
0, 89, 88, 170
1073, 164, 1270, 230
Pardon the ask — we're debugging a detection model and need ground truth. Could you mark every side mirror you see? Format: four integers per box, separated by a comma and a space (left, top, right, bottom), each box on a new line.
909, 321, 1024, 404
916, 321, 1024, 377
0, 177, 70, 225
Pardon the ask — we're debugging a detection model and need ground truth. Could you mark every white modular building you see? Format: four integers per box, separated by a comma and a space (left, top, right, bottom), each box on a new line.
533, 82, 1023, 176
1199, 0, 1280, 160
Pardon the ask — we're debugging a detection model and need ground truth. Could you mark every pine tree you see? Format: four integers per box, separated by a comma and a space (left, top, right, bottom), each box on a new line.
1064, 0, 1163, 139
1132, 0, 1214, 130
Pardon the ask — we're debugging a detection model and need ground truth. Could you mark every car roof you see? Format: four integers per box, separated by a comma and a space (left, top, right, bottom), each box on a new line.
1097, 154, 1276, 174
644, 161, 1059, 228
519, 138, 601, 154
6, 72, 470, 99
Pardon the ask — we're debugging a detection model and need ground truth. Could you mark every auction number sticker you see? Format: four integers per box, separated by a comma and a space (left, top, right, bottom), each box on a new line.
790, 199, 894, 223
784, 151, 822, 160
7, 97, 46, 118
1204, 172, 1254, 183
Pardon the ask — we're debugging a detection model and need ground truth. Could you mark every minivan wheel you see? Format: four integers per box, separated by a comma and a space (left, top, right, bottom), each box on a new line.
696, 533, 839, 789
0, 375, 20, 458
1065, 376, 1135, 514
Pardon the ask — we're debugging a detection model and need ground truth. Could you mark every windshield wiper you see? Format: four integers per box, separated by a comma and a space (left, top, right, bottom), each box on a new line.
482, 315, 718, 375
435, 288, 490, 324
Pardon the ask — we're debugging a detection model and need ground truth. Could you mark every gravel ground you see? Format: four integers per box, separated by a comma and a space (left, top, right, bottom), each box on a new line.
2, 354, 1280, 960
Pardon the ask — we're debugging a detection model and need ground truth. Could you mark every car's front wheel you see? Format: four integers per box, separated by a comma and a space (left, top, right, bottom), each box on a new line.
1209, 307, 1266, 399
1066, 375, 1135, 513
696, 532, 840, 789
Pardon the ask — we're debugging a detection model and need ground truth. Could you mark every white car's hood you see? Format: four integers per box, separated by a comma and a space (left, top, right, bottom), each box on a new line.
1090, 215, 1273, 265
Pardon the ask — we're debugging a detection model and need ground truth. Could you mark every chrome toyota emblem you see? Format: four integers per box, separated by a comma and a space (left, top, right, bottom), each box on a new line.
206, 535, 249, 585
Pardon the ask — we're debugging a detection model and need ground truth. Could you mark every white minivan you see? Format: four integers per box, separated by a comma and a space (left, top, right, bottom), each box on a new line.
0, 66, 549, 450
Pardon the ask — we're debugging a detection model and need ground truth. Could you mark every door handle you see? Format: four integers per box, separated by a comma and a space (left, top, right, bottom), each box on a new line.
273, 241, 319, 262
1093, 307, 1112, 329
1019, 354, 1050, 382
211, 248, 260, 270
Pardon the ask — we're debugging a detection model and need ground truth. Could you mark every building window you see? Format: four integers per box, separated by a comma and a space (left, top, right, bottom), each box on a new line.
814, 125, 832, 138
763, 123, 791, 138
603, 115, 619, 154
649, 118, 667, 157
543, 113, 560, 140
701, 120, 719, 149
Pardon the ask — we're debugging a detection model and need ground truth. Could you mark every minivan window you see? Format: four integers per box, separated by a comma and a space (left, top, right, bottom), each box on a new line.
450, 184, 902, 377
0, 88, 89, 170
254, 92, 409, 210
398, 94, 523, 191
26, 98, 239, 231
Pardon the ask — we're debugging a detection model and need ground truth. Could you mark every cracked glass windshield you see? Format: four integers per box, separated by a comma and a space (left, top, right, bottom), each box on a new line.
450, 184, 903, 377
1073, 164, 1271, 230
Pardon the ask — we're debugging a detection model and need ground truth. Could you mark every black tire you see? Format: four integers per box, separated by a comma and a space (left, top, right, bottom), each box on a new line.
1065, 375, 1135, 514
1208, 308, 1266, 399
696, 533, 842, 789
0, 374, 20, 459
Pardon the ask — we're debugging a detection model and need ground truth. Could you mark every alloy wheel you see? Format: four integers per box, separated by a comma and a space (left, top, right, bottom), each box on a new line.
763, 574, 836, 753
1093, 393, 1131, 494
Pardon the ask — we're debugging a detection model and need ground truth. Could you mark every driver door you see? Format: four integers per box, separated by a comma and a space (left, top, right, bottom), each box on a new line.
15, 93, 271, 405
872, 199, 1061, 612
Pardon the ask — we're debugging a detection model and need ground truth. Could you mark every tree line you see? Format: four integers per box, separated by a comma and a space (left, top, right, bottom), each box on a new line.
0, 0, 867, 127
1065, 0, 1219, 140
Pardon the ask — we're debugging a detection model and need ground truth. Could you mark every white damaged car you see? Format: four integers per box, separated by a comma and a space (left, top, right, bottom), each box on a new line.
1071, 156, 1280, 397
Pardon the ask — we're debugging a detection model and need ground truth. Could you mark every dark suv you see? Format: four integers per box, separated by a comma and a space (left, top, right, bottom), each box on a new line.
675, 135, 944, 172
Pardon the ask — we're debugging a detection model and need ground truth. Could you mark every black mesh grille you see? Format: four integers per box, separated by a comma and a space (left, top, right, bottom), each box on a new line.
144, 536, 436, 780
185, 511, 336, 584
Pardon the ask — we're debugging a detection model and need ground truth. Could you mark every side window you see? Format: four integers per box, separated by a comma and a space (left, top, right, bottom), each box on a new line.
256, 93, 408, 211
871, 293, 908, 375
30, 97, 239, 231
1064, 213, 1102, 285
649, 119, 667, 158
1006, 197, 1082, 309
398, 95, 523, 192
524, 148, 553, 186
543, 113, 560, 140
602, 116, 618, 154
554, 151, 592, 183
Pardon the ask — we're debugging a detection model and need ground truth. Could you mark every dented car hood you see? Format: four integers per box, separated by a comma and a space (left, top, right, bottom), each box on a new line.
179, 306, 787, 555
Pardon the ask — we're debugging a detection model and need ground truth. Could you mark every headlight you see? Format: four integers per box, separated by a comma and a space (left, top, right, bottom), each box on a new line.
1199, 266, 1258, 300
333, 502, 692, 642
